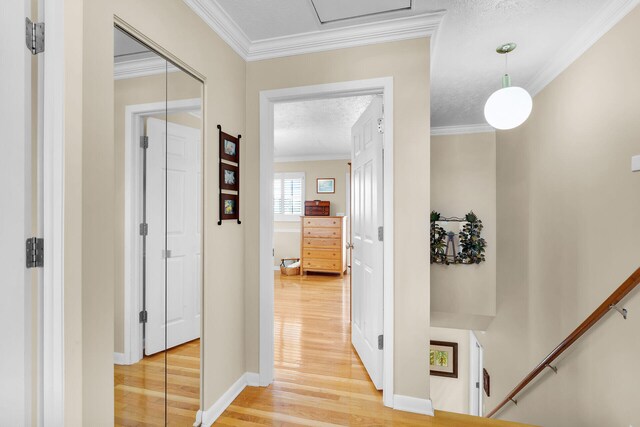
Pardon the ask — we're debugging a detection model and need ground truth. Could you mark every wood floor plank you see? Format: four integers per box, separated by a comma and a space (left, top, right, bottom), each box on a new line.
114, 339, 200, 426
217, 273, 535, 427
115, 273, 533, 426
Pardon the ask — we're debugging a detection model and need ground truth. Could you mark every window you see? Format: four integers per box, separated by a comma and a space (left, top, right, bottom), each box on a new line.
273, 172, 305, 221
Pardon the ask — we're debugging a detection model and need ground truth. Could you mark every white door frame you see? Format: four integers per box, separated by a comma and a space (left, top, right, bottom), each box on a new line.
469, 331, 484, 416
42, 0, 65, 424
259, 77, 395, 407
121, 98, 202, 365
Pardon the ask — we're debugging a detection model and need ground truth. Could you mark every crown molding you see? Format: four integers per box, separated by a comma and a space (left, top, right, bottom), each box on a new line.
274, 153, 351, 163
183, 0, 445, 62
183, 0, 252, 60
431, 123, 495, 136
114, 57, 179, 80
246, 11, 445, 61
527, 0, 640, 96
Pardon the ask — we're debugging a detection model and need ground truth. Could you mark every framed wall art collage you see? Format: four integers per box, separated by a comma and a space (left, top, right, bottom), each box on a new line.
217, 125, 241, 225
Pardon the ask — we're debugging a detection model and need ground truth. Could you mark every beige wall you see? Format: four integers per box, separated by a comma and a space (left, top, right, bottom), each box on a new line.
245, 38, 432, 400
273, 160, 349, 266
430, 327, 470, 414
113, 72, 201, 354
431, 133, 497, 330
63, 0, 246, 423
481, 6, 640, 426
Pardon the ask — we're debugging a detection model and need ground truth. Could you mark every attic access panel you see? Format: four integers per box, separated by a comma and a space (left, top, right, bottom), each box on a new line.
310, 0, 412, 24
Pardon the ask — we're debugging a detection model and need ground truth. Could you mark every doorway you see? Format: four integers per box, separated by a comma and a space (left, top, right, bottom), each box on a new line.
259, 78, 395, 406
113, 26, 204, 426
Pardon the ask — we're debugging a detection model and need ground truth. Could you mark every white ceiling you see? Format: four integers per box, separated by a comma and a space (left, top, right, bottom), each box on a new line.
311, 0, 411, 24
186, 0, 638, 130
274, 96, 375, 161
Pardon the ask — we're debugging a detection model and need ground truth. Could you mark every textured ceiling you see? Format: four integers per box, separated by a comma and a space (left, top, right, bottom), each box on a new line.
114, 27, 156, 63
208, 0, 622, 128
274, 96, 376, 161
428, 0, 608, 127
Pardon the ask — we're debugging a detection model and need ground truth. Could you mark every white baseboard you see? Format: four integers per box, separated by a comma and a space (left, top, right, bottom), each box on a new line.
113, 352, 127, 365
393, 395, 435, 416
201, 372, 260, 426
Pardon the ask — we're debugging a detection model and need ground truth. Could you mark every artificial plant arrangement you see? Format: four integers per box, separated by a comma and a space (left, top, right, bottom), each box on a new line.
430, 210, 486, 265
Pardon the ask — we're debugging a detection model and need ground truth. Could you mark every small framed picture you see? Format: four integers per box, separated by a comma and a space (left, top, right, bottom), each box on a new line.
316, 178, 335, 194
220, 163, 239, 192
219, 193, 239, 222
429, 340, 458, 378
219, 131, 239, 163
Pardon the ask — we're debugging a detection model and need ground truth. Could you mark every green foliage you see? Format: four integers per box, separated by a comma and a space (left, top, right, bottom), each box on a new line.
430, 212, 448, 264
457, 211, 486, 264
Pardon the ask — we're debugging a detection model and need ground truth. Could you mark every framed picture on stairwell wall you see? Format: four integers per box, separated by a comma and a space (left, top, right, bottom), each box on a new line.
429, 340, 458, 378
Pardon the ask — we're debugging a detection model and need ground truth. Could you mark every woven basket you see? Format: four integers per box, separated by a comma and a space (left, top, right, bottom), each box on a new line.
280, 265, 300, 276
280, 258, 300, 276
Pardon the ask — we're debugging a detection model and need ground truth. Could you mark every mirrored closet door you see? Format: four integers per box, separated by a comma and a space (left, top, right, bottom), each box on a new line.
113, 26, 203, 426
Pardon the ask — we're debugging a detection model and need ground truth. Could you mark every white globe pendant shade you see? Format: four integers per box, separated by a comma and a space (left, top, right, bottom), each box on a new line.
484, 86, 532, 130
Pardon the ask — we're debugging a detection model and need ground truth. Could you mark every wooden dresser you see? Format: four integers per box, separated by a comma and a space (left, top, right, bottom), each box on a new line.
300, 216, 347, 276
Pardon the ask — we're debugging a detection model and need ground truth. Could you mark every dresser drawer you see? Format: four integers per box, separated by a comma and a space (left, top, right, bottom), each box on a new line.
305, 206, 330, 216
302, 248, 341, 260
303, 238, 342, 249
303, 258, 341, 271
303, 217, 341, 228
302, 227, 341, 239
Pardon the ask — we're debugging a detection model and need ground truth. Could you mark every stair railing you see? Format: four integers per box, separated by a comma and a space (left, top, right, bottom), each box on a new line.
486, 266, 640, 418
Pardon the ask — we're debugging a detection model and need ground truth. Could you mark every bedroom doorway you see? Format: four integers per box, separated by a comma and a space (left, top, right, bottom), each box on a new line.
260, 78, 395, 407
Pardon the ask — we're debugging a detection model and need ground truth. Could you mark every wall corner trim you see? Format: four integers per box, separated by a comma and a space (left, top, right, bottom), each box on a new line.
200, 372, 260, 426
113, 352, 128, 365
431, 123, 495, 136
393, 395, 435, 416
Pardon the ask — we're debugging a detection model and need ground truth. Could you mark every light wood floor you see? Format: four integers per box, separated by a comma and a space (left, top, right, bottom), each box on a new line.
114, 339, 200, 426
216, 273, 532, 426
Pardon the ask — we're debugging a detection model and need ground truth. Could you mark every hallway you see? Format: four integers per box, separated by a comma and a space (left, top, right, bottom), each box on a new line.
217, 273, 531, 426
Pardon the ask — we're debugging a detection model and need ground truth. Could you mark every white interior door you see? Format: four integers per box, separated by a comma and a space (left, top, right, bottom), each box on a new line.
0, 0, 33, 423
145, 117, 201, 355
351, 97, 384, 389
470, 333, 484, 416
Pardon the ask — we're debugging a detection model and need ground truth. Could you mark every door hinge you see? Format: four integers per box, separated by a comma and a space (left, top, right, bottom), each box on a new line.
476, 382, 480, 389
378, 226, 384, 242
139, 310, 148, 324
378, 334, 384, 350
377, 118, 384, 134
139, 223, 148, 236
140, 135, 149, 149
25, 18, 45, 55
26, 237, 44, 268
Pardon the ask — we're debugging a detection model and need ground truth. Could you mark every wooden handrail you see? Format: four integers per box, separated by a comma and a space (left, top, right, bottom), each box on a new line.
486, 266, 640, 418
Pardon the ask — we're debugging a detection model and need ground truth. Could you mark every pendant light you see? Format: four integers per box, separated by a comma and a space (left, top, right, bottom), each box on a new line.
484, 43, 532, 130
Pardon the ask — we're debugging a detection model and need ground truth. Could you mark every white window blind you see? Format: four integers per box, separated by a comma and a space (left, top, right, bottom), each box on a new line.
274, 172, 305, 221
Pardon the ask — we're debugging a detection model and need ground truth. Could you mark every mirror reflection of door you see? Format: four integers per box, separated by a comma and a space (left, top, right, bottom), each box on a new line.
113, 26, 203, 426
